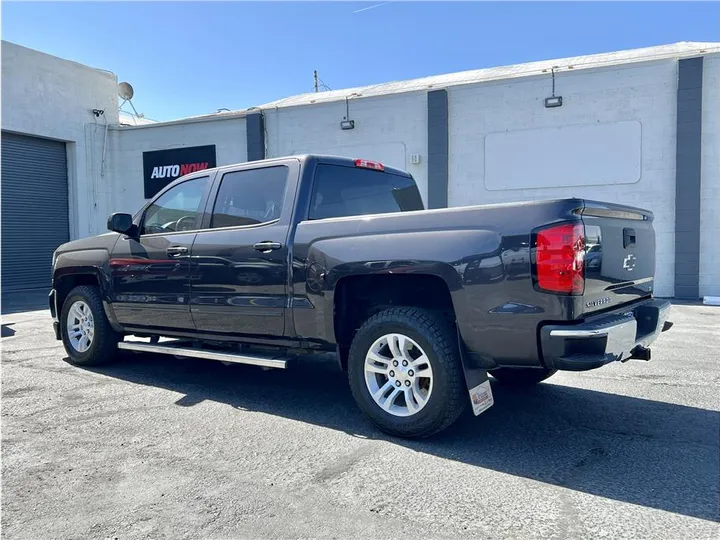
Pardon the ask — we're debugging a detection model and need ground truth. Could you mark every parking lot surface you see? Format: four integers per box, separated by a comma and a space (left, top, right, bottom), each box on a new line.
1, 300, 718, 539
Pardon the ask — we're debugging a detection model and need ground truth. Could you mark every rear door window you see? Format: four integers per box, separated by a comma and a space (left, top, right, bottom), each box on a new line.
309, 164, 423, 220
211, 166, 288, 228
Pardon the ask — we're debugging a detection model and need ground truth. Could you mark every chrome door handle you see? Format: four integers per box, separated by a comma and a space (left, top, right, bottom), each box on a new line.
166, 246, 189, 256
253, 241, 282, 252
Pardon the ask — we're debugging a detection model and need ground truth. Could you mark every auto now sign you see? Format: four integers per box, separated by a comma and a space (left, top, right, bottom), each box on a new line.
142, 145, 217, 198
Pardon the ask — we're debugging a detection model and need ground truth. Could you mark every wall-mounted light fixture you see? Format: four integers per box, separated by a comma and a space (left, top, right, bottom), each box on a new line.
340, 96, 355, 130
544, 67, 563, 108
545, 96, 562, 108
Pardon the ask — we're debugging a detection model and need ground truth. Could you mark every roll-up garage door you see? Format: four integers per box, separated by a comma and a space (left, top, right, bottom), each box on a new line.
1, 132, 69, 291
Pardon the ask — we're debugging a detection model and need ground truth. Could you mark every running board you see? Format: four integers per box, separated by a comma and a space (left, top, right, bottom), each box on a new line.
117, 341, 288, 369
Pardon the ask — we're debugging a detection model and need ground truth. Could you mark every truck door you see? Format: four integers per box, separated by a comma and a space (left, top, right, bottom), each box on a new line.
189, 164, 296, 337
110, 175, 211, 331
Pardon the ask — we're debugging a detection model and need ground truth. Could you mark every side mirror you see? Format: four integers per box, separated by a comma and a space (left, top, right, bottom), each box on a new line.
107, 213, 137, 237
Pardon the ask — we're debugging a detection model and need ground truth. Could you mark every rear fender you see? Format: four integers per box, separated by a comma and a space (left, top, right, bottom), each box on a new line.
308, 229, 500, 344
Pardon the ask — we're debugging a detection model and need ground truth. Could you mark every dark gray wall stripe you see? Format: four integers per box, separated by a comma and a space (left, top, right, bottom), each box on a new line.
674, 56, 703, 299
246, 112, 265, 161
427, 89, 449, 209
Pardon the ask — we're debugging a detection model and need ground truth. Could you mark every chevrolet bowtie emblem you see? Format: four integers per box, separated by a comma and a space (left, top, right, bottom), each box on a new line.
623, 254, 637, 271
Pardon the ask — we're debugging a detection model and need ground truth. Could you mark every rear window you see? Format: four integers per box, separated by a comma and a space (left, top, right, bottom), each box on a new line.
309, 164, 424, 220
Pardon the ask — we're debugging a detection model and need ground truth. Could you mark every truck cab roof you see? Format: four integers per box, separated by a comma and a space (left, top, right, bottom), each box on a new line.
208, 154, 413, 179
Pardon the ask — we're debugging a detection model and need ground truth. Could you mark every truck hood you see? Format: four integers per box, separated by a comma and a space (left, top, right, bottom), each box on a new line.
54, 232, 120, 255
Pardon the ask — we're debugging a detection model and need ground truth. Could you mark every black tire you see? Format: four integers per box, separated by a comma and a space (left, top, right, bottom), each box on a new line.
60, 285, 120, 366
348, 307, 466, 439
490, 367, 557, 385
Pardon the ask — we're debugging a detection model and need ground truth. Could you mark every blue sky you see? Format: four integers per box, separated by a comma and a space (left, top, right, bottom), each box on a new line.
3, 1, 718, 121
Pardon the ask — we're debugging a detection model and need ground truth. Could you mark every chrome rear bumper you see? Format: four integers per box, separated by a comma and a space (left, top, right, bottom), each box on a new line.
540, 299, 672, 371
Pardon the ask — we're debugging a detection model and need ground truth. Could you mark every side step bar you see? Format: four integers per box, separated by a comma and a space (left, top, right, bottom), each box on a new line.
117, 341, 289, 369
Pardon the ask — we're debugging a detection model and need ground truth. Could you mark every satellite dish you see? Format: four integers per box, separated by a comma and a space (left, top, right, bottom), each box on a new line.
117, 81, 142, 119
118, 82, 134, 101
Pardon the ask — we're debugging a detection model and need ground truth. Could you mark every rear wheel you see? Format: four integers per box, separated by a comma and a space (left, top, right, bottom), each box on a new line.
60, 285, 119, 366
490, 367, 557, 385
348, 307, 466, 438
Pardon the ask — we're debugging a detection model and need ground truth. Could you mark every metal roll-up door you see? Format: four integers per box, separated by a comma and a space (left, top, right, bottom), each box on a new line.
1, 132, 69, 291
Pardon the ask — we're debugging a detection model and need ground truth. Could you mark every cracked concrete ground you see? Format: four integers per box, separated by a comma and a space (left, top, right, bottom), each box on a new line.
1, 300, 719, 539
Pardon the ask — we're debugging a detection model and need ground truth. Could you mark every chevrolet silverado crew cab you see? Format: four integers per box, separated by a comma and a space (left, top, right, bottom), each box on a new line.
50, 155, 672, 438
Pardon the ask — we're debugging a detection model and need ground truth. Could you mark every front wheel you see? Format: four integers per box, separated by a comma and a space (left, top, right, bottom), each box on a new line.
348, 307, 466, 439
490, 367, 557, 385
60, 285, 119, 366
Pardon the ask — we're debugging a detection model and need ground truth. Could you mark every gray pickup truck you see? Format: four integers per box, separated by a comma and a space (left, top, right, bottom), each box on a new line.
50, 155, 672, 438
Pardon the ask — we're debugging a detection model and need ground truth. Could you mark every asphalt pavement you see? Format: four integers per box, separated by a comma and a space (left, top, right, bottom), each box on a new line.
1, 300, 718, 539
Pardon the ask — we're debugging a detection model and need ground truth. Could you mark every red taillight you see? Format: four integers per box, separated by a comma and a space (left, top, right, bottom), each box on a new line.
535, 223, 585, 295
354, 159, 384, 171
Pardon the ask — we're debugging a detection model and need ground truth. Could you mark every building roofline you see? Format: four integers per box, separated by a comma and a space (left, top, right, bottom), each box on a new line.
1, 40, 118, 81
110, 109, 250, 130
253, 41, 720, 111
96, 40, 720, 127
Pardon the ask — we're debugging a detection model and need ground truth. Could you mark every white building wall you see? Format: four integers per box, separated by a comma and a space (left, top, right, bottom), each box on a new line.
106, 117, 248, 219
700, 53, 720, 298
264, 92, 429, 205
12, 38, 710, 297
1, 41, 119, 240
448, 60, 680, 297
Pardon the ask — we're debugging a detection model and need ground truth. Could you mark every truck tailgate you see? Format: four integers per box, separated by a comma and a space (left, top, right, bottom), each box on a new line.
580, 201, 655, 316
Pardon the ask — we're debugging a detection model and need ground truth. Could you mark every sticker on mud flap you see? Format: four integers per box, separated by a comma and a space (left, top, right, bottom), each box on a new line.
469, 380, 494, 416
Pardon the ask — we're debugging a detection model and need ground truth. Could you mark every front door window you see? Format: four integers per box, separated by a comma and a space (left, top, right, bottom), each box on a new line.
142, 176, 209, 235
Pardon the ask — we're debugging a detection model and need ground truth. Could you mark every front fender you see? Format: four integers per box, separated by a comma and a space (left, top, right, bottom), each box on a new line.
52, 248, 120, 331
53, 250, 111, 293
52, 232, 121, 300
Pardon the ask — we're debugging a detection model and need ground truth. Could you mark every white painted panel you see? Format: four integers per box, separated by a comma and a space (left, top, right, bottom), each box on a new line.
484, 120, 642, 191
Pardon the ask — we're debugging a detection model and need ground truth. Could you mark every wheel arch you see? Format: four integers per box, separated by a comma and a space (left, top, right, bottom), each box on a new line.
54, 267, 121, 332
333, 272, 457, 371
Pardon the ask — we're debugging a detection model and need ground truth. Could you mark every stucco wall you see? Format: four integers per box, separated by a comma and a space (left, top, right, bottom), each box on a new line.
1, 41, 119, 239
447, 60, 681, 297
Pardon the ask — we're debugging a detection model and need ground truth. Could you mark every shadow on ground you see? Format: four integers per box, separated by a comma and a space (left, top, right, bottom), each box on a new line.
79, 351, 720, 523
1, 324, 16, 338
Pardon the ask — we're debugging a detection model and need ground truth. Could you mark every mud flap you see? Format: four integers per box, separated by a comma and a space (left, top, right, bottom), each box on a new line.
457, 327, 494, 416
